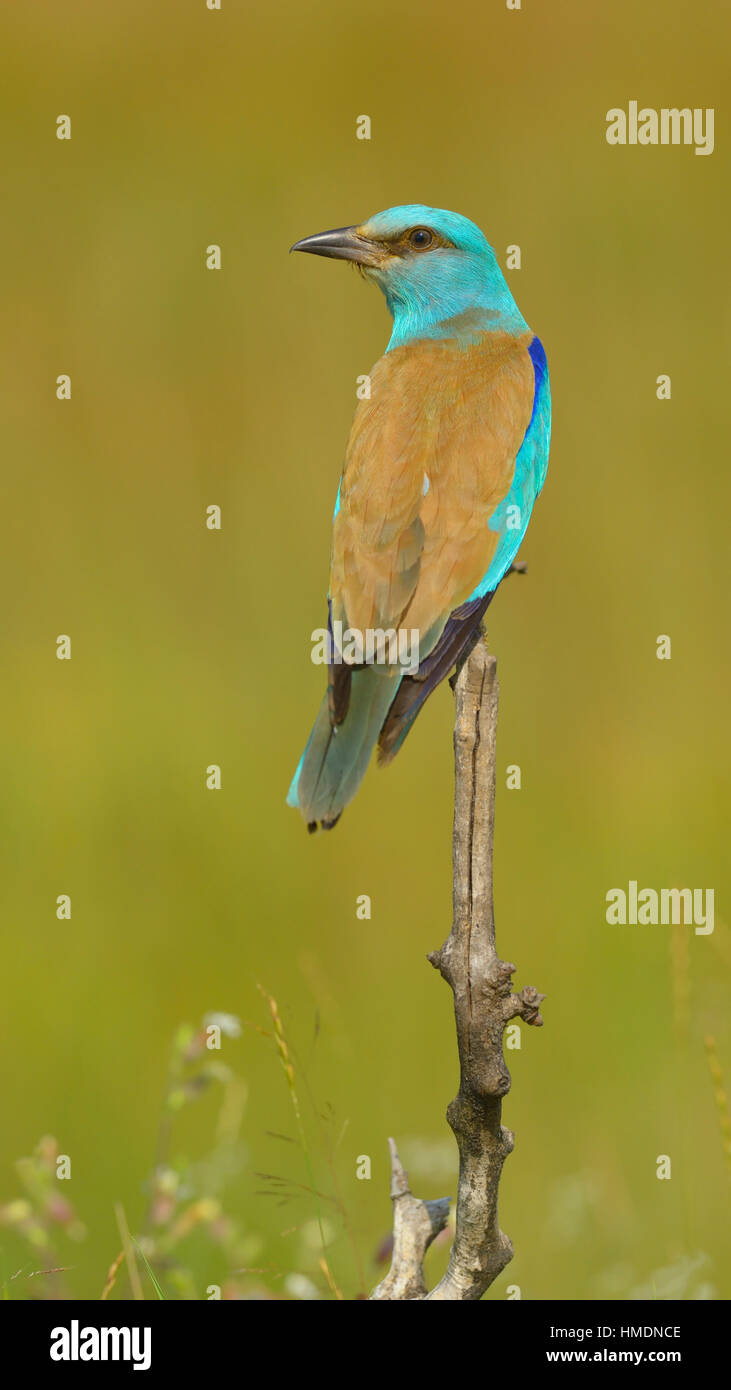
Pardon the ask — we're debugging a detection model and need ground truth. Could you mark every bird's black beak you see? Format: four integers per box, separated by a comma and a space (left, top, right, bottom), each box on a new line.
290, 225, 382, 266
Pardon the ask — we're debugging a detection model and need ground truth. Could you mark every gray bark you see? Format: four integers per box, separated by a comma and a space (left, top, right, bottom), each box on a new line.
371, 641, 545, 1301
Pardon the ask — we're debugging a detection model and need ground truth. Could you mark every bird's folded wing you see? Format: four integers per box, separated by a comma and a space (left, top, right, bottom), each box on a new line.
330, 328, 536, 656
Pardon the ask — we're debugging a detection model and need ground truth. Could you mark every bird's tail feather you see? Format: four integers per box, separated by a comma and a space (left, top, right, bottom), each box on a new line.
378, 590, 495, 763
287, 668, 400, 829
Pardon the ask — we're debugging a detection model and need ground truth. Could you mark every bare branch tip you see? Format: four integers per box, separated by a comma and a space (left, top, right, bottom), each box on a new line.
387, 1137, 411, 1199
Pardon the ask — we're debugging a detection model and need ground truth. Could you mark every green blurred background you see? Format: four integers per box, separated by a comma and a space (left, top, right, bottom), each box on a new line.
1, 0, 728, 1299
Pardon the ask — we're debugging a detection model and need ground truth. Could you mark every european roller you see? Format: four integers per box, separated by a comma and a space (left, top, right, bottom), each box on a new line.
287, 205, 551, 831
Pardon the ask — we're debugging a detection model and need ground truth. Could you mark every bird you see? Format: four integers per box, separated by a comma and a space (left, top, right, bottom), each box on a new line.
286, 204, 551, 832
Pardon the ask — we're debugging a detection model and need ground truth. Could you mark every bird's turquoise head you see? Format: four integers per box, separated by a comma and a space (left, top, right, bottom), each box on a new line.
291, 204, 527, 349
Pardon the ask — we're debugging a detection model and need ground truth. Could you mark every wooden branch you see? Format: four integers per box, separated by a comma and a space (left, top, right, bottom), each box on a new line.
371, 639, 545, 1301
370, 1139, 450, 1300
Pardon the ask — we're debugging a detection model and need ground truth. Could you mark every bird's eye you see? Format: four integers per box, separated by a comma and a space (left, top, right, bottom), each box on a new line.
408, 227, 434, 250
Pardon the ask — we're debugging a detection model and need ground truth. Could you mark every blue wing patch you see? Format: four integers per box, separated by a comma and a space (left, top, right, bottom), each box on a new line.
467, 334, 551, 601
